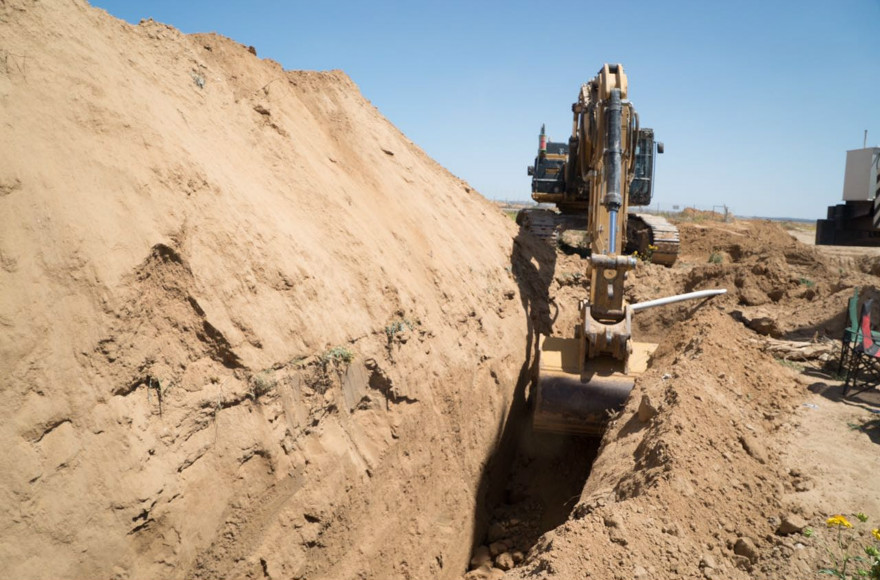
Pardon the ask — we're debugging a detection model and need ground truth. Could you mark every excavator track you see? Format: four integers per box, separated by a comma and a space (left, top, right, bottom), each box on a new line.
517, 209, 680, 267
626, 213, 680, 266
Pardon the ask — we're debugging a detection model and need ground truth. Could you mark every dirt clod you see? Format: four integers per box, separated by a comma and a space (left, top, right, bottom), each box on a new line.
733, 537, 760, 563
495, 552, 514, 571
776, 513, 808, 535
470, 546, 492, 570
637, 394, 659, 422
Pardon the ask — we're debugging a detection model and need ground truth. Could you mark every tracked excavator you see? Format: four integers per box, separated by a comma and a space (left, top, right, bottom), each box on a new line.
519, 66, 679, 264
521, 64, 724, 435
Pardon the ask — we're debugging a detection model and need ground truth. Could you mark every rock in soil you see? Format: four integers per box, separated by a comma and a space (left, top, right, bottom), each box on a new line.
495, 552, 515, 571
776, 513, 807, 535
638, 394, 659, 422
733, 537, 759, 563
470, 545, 492, 569
489, 541, 508, 557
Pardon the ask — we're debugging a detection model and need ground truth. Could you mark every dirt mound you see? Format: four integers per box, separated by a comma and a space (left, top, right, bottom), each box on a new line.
679, 207, 726, 219
480, 219, 880, 580
0, 2, 528, 579
629, 220, 880, 342
677, 220, 798, 262
502, 306, 810, 578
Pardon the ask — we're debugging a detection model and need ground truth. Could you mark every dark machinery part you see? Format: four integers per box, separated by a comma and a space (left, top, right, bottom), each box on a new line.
816, 200, 880, 246
630, 129, 659, 206
816, 148, 880, 246
626, 212, 681, 265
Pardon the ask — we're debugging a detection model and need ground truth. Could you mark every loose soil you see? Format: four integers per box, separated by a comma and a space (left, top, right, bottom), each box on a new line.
2, 3, 880, 580
1, 3, 524, 579
470, 220, 880, 580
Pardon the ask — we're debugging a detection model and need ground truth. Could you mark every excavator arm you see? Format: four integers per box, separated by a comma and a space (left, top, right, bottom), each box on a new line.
530, 64, 719, 435
574, 65, 639, 364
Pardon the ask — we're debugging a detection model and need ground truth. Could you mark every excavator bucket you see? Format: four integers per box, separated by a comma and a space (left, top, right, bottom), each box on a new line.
532, 335, 656, 436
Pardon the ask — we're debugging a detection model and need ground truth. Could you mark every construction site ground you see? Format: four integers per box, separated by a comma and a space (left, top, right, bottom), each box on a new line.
492, 216, 880, 580
2, 2, 880, 579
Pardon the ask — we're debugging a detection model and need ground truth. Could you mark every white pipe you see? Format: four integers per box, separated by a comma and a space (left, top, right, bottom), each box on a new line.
631, 289, 727, 312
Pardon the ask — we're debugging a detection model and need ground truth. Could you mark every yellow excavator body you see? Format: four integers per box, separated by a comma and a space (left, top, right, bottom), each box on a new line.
529, 64, 659, 435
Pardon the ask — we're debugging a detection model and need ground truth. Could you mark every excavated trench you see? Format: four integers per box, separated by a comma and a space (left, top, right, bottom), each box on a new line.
461, 307, 690, 577
462, 227, 604, 575
464, 229, 700, 577
467, 416, 600, 575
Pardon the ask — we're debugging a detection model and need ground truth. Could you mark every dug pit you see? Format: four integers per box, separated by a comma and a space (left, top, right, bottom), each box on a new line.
467, 425, 599, 575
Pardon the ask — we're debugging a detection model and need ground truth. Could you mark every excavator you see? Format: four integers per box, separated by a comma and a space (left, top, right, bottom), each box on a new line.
520, 64, 724, 435
519, 65, 679, 264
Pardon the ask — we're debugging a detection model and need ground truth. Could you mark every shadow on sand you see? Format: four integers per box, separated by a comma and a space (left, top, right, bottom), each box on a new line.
466, 225, 598, 571
806, 377, 880, 445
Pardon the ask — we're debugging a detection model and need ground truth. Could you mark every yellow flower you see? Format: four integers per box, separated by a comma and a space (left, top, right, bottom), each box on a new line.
873, 528, 880, 541
827, 515, 853, 528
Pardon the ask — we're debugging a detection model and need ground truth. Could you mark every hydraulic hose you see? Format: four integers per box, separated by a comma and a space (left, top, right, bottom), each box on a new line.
630, 289, 728, 312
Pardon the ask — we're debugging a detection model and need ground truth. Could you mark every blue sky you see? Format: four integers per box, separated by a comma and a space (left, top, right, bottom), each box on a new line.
90, 0, 879, 220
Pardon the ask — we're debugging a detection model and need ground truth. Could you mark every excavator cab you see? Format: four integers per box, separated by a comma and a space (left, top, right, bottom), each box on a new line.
630, 129, 662, 207
528, 125, 568, 195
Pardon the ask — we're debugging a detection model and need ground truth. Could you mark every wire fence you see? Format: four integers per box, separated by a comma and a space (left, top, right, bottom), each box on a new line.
495, 198, 736, 221
638, 202, 733, 221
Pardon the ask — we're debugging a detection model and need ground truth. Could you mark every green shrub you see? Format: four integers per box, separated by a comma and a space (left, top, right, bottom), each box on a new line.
249, 371, 277, 399
320, 346, 354, 366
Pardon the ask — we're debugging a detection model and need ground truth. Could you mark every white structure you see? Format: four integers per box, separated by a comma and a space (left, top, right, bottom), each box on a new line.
842, 147, 880, 202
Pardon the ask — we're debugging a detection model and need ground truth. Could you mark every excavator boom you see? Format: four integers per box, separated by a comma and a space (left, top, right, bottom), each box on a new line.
521, 64, 679, 266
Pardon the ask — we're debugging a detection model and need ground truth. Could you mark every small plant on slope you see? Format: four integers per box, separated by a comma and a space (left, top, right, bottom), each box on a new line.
249, 370, 277, 400
384, 318, 414, 341
320, 346, 354, 368
819, 513, 880, 579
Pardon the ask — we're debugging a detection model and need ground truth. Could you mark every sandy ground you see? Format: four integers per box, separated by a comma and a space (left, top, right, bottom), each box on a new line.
488, 219, 880, 580
1, 2, 527, 579
779, 225, 880, 574
2, 2, 880, 580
